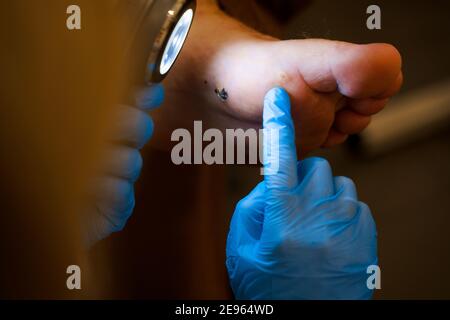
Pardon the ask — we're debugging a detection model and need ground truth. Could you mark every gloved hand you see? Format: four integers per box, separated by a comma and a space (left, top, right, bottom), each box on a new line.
84, 84, 164, 247
226, 87, 378, 299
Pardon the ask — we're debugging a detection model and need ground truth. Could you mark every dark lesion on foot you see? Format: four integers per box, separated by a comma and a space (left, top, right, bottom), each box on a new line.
215, 87, 229, 102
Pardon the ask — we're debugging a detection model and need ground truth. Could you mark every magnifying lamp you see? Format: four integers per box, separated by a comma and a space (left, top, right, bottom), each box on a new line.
121, 0, 196, 84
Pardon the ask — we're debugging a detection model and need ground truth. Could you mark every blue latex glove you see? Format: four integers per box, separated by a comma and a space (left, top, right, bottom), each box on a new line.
226, 87, 378, 299
85, 84, 164, 246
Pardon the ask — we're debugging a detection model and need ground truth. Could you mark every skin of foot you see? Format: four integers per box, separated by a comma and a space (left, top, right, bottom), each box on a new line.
150, 0, 403, 156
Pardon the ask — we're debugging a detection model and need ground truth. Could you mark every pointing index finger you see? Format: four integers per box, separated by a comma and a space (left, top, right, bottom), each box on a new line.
262, 87, 298, 190
134, 83, 165, 110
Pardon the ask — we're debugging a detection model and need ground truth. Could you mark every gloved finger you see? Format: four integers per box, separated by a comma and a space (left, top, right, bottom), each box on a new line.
102, 145, 143, 182
227, 182, 266, 257
110, 105, 154, 149
93, 177, 135, 232
236, 181, 266, 240
297, 157, 335, 199
333, 176, 358, 200
263, 87, 298, 190
134, 83, 165, 110
356, 202, 377, 243
319, 177, 359, 224
343, 201, 377, 268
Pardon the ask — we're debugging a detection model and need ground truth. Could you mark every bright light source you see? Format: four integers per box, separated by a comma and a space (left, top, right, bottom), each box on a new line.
159, 8, 194, 75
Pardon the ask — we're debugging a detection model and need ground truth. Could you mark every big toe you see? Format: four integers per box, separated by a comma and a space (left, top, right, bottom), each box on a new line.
332, 43, 402, 99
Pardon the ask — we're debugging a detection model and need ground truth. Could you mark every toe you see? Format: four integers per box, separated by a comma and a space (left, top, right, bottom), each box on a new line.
349, 97, 389, 116
378, 71, 404, 99
331, 43, 402, 99
334, 109, 372, 134
322, 128, 349, 148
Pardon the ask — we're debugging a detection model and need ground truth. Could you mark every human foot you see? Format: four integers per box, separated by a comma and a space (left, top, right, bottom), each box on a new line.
151, 1, 402, 155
